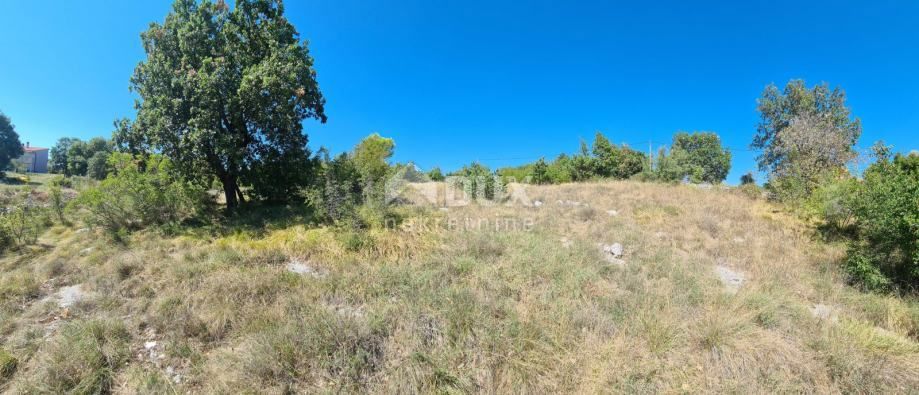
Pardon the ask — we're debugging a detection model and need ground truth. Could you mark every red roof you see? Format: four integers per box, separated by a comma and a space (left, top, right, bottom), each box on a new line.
24, 146, 47, 152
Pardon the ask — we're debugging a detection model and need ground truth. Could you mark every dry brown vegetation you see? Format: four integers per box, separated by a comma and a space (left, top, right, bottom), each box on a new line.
1, 181, 918, 393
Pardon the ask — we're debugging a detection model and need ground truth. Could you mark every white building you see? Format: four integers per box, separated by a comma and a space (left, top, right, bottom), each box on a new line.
18, 143, 49, 173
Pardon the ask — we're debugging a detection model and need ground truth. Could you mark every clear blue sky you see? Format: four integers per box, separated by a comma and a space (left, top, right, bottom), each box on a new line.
2, 0, 917, 183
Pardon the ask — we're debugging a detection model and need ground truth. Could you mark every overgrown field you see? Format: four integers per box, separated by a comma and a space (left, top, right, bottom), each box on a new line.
1, 181, 918, 393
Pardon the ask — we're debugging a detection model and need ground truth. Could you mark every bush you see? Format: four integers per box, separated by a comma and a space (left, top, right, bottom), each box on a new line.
842, 151, 919, 291
72, 153, 204, 235
740, 172, 755, 185
452, 162, 504, 201
0, 348, 16, 380
427, 167, 445, 182
804, 175, 856, 231
308, 153, 363, 224
0, 196, 50, 251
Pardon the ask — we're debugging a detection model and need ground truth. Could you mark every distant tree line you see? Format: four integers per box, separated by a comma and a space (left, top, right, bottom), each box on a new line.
49, 137, 113, 179
494, 130, 732, 185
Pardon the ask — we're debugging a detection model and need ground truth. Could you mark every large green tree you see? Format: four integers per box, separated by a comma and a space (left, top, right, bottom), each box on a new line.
753, 80, 861, 192
50, 137, 78, 174
352, 133, 395, 197
662, 132, 732, 183
0, 112, 24, 175
121, 0, 326, 208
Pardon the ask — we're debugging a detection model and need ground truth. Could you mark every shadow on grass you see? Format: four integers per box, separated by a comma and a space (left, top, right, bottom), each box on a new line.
180, 201, 321, 239
1, 177, 42, 186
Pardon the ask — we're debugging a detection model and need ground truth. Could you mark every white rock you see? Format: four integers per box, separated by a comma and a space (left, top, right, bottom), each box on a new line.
599, 243, 626, 266
144, 341, 158, 350
810, 304, 837, 322
57, 285, 87, 308
286, 260, 326, 278
533, 200, 544, 207
79, 247, 94, 255
714, 265, 745, 294
606, 210, 619, 216
603, 243, 623, 258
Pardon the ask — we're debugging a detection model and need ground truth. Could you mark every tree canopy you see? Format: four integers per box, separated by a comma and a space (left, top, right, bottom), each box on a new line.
659, 132, 732, 184
119, 0, 326, 208
753, 80, 861, 181
50, 137, 112, 178
0, 112, 24, 176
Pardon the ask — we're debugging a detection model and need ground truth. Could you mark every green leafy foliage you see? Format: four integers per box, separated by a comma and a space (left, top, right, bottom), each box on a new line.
308, 152, 362, 225
72, 153, 205, 235
0, 188, 51, 252
740, 172, 756, 185
753, 80, 861, 200
352, 133, 395, 200
0, 111, 24, 177
427, 167, 445, 182
121, 0, 326, 208
842, 151, 919, 291
530, 158, 550, 184
592, 132, 647, 179
655, 132, 731, 183
453, 162, 503, 201
50, 137, 112, 177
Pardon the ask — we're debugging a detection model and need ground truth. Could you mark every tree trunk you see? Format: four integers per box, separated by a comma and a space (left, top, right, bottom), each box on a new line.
223, 176, 239, 209
235, 185, 246, 204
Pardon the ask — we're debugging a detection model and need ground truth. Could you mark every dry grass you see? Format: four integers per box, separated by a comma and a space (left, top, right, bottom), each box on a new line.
1, 180, 918, 393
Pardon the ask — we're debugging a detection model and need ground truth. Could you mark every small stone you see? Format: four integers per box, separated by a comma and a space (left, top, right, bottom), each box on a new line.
714, 265, 745, 294
57, 285, 87, 308
285, 260, 326, 278
144, 341, 157, 350
79, 247, 94, 255
560, 237, 573, 248
606, 210, 619, 216
599, 243, 626, 266
603, 243, 623, 258
810, 304, 837, 322
533, 200, 544, 207
75, 228, 89, 233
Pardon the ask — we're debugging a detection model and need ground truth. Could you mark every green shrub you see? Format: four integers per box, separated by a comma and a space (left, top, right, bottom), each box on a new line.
49, 175, 73, 189
308, 152, 363, 224
452, 162, 504, 201
843, 151, 919, 291
427, 167, 445, 182
0, 348, 17, 380
804, 175, 856, 230
0, 201, 49, 251
740, 172, 756, 185
72, 153, 204, 235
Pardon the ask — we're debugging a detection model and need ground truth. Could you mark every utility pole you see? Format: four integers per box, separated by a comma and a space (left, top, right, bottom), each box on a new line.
648, 140, 653, 170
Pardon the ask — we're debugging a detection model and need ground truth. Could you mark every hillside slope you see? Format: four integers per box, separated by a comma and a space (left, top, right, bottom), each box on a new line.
1, 181, 918, 393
